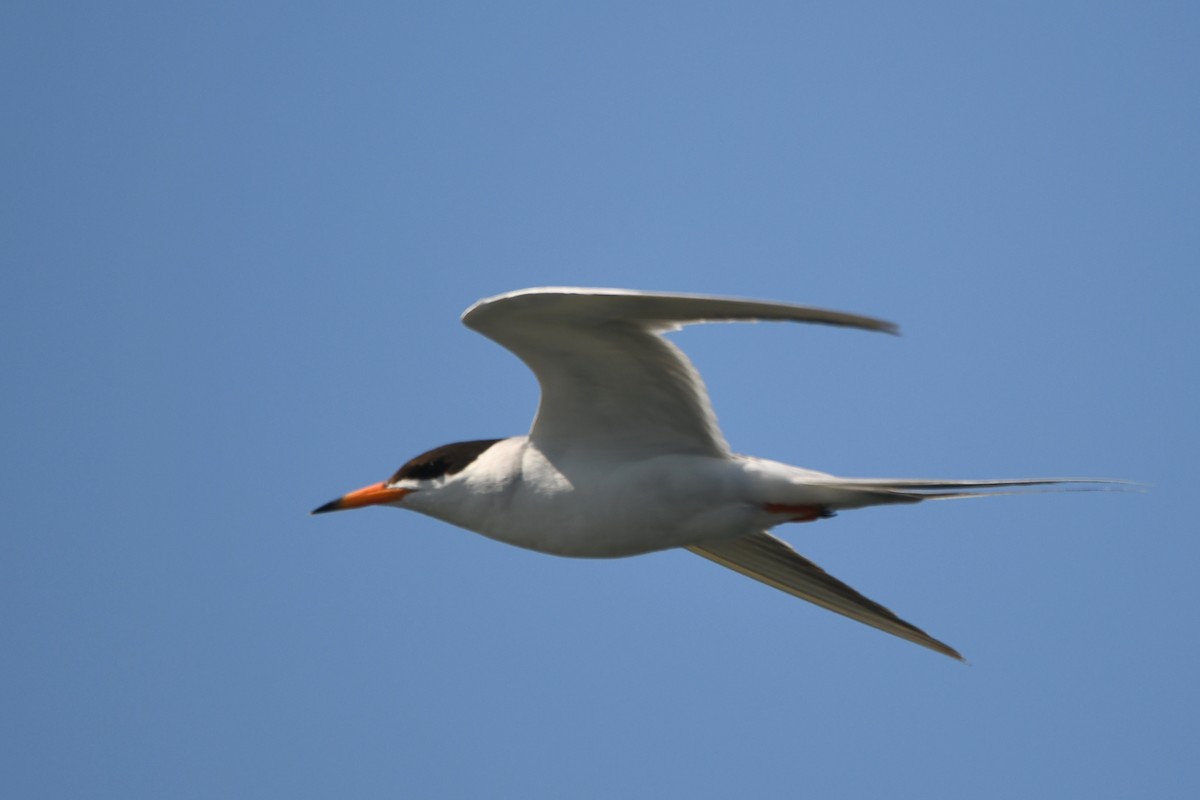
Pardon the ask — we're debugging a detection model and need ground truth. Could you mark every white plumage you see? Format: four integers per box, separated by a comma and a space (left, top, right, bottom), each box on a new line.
315, 287, 1118, 660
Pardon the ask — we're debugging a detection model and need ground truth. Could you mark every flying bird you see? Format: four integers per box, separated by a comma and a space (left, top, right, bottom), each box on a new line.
314, 287, 1114, 660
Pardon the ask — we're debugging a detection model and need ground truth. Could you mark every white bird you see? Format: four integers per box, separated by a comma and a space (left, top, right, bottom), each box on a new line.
314, 287, 1115, 660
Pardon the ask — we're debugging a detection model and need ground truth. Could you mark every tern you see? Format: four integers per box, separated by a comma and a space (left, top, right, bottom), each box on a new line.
314, 287, 1114, 660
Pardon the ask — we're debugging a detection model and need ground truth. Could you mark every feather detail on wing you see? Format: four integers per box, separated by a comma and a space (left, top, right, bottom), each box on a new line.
687, 531, 963, 660
462, 288, 896, 459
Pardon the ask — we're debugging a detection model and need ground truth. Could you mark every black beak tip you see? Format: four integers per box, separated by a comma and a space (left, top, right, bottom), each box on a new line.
311, 498, 343, 515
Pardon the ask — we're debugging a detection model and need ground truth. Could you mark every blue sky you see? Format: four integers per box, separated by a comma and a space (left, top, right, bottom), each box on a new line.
3, 2, 1197, 797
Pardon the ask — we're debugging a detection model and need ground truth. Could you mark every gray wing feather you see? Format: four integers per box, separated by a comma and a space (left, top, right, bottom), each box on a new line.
463, 287, 899, 335
687, 532, 963, 660
462, 288, 895, 458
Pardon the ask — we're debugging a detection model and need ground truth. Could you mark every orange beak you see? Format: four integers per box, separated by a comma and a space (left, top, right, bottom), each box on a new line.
311, 482, 411, 515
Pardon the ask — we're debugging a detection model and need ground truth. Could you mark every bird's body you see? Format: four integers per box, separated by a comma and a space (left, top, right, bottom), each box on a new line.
315, 287, 1117, 660
403, 440, 837, 558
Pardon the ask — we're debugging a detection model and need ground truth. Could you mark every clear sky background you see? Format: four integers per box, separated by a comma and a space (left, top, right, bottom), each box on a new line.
4, 2, 1197, 797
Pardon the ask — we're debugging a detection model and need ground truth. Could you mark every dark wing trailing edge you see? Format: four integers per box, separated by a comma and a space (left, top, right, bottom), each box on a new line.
687, 532, 963, 660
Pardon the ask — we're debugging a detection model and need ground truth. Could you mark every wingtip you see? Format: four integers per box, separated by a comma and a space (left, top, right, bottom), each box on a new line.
937, 642, 966, 662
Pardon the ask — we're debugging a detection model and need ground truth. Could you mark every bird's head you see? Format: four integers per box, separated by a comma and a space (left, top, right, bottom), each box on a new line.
311, 438, 503, 516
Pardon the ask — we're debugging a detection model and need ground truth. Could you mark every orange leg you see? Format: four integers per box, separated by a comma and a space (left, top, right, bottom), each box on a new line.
762, 503, 835, 523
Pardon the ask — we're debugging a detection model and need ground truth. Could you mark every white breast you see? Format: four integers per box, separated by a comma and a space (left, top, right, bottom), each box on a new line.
407, 437, 763, 557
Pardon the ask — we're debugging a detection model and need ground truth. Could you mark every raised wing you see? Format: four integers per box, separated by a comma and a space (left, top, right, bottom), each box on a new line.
462, 287, 896, 458
688, 531, 962, 660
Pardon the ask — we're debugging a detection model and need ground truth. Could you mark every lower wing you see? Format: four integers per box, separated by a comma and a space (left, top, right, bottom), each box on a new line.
687, 531, 962, 660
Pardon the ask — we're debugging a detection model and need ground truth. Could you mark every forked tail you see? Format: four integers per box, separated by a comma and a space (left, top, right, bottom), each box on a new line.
829, 477, 1132, 503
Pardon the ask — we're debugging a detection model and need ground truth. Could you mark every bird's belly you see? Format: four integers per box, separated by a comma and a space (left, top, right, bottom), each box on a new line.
470, 455, 758, 558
